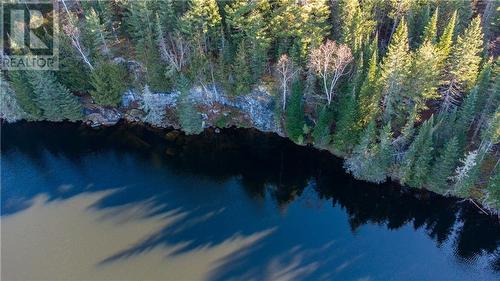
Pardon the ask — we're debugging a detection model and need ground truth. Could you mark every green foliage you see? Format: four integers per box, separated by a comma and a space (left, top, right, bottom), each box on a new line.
445, 16, 484, 93
380, 18, 411, 125
180, 0, 222, 55
1, 72, 27, 122
421, 7, 438, 44
428, 137, 459, 192
375, 123, 394, 179
312, 106, 334, 147
338, 0, 375, 55
126, 0, 169, 92
7, 71, 42, 120
485, 166, 500, 210
90, 61, 128, 106
408, 40, 441, 110
332, 92, 360, 153
347, 121, 395, 184
453, 88, 478, 150
344, 121, 380, 182
233, 41, 253, 95
224, 0, 271, 80
358, 46, 380, 126
269, 0, 330, 64
29, 71, 83, 122
437, 10, 457, 60
286, 81, 305, 143
56, 36, 93, 93
176, 76, 203, 135
401, 116, 435, 188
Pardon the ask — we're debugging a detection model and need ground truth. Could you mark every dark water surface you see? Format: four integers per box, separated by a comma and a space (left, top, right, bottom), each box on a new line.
1, 122, 499, 280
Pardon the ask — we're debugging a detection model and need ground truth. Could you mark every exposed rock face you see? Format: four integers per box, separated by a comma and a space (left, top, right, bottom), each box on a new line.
114, 84, 279, 134
83, 105, 122, 127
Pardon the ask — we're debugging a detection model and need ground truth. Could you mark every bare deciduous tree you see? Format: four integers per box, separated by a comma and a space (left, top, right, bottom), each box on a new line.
158, 31, 190, 73
308, 40, 353, 106
275, 54, 299, 110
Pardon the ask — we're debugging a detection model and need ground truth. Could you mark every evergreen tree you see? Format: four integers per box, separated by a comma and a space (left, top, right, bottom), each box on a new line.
90, 61, 128, 106
233, 40, 253, 94
428, 137, 459, 192
56, 35, 93, 93
82, 6, 111, 60
312, 106, 334, 147
375, 122, 394, 180
332, 91, 360, 153
177, 75, 203, 135
7, 71, 42, 120
344, 121, 377, 181
0, 72, 27, 122
30, 71, 83, 122
407, 1, 430, 47
179, 0, 223, 55
472, 61, 498, 140
436, 10, 457, 60
358, 44, 380, 126
437, 0, 472, 36
453, 87, 478, 150
286, 81, 305, 143
380, 18, 411, 125
485, 166, 500, 210
421, 7, 438, 44
408, 40, 441, 111
401, 116, 435, 188
441, 16, 483, 111
224, 0, 271, 80
127, 0, 169, 91
338, 0, 376, 55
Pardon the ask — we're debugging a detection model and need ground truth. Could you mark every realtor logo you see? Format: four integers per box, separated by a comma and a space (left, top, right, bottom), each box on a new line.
1, 0, 59, 70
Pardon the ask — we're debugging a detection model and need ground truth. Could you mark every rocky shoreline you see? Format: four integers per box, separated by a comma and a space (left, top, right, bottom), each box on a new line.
2, 84, 498, 216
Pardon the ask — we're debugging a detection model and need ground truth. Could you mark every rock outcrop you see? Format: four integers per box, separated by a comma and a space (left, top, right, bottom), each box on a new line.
83, 83, 281, 135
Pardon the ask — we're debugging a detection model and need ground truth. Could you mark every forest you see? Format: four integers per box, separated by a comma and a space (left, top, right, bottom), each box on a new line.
1, 0, 499, 212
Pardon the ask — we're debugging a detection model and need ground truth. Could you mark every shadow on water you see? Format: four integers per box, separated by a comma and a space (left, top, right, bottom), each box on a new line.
1, 121, 499, 280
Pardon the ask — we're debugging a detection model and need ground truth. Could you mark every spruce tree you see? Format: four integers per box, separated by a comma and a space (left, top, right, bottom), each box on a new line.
485, 166, 500, 210
7, 71, 42, 120
344, 121, 376, 181
401, 116, 435, 188
233, 41, 253, 95
177, 75, 203, 135
375, 122, 394, 180
332, 91, 360, 153
338, 0, 375, 56
56, 35, 93, 93
286, 81, 305, 143
90, 61, 128, 106
82, 6, 111, 60
179, 0, 223, 55
437, 10, 457, 60
312, 106, 334, 147
472, 62, 498, 140
127, 0, 169, 91
0, 72, 27, 122
30, 71, 83, 122
421, 7, 438, 44
453, 87, 478, 150
409, 40, 441, 110
428, 137, 459, 192
441, 16, 483, 111
380, 18, 411, 125
358, 45, 379, 126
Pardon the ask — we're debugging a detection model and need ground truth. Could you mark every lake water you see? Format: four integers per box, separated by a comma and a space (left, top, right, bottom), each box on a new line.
1, 122, 499, 281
